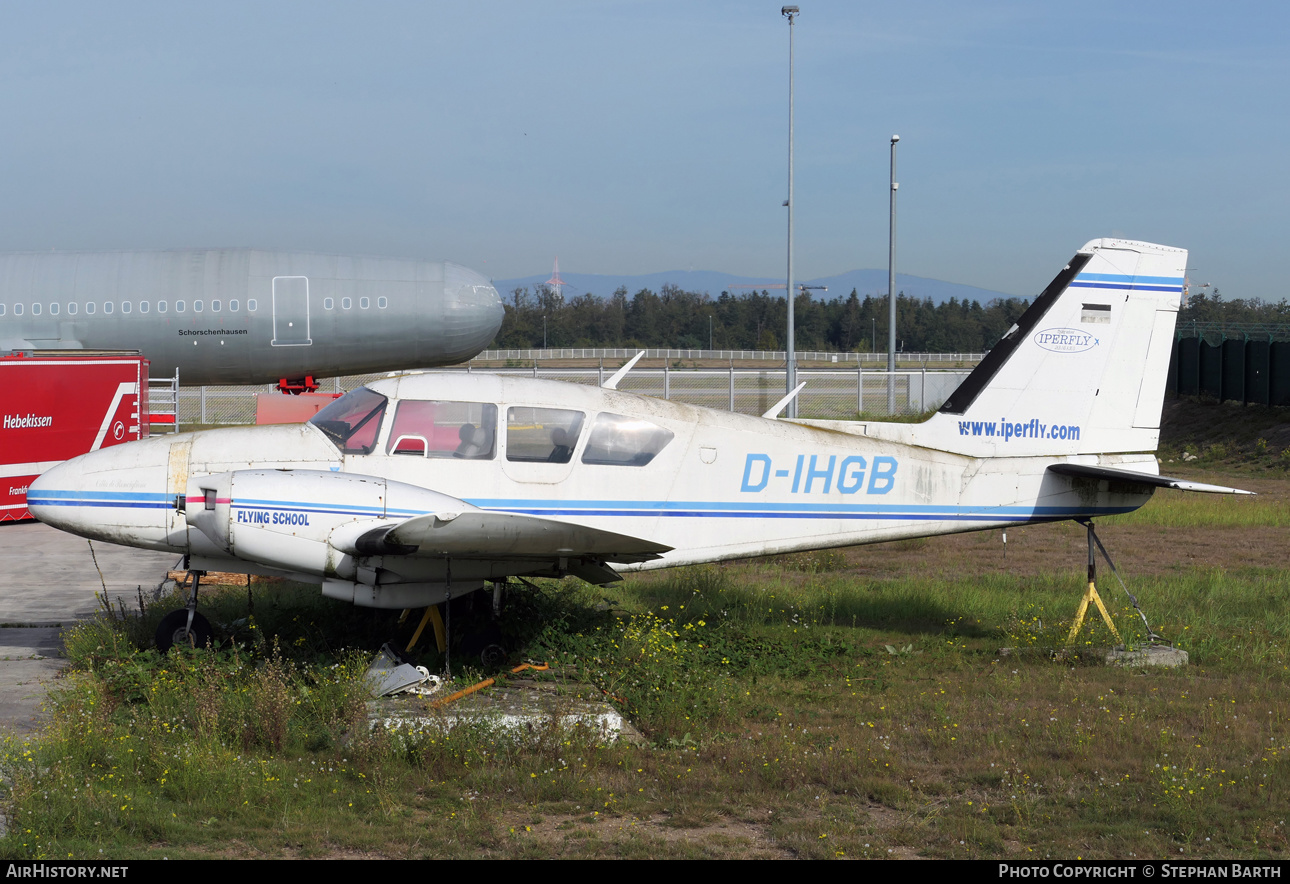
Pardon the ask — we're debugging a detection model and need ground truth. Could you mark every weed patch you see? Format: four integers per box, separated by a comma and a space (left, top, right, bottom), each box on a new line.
2, 471, 1288, 859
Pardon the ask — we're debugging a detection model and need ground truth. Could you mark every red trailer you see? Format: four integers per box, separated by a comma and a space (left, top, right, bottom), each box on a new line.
1, 351, 149, 523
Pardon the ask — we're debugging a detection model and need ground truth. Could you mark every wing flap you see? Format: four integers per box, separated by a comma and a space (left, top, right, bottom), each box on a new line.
1047, 463, 1253, 495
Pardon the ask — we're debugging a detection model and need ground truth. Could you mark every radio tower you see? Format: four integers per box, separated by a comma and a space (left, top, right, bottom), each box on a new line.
545, 257, 566, 298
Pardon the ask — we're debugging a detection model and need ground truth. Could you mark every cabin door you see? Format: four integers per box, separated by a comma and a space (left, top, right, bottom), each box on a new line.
271, 276, 312, 346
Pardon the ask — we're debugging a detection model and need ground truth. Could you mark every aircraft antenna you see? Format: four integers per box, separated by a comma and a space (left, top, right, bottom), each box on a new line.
602, 351, 645, 390
763, 382, 806, 420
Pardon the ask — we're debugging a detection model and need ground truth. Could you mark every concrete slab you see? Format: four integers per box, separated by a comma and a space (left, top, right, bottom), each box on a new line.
368, 679, 644, 746
0, 522, 178, 733
998, 644, 1190, 668
1103, 645, 1189, 668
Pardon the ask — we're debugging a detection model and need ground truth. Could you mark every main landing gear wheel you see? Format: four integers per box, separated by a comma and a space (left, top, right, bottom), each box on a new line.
479, 643, 508, 669
156, 610, 213, 652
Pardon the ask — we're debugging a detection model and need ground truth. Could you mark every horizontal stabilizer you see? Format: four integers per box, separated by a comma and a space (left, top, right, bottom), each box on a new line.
1047, 463, 1253, 495
378, 510, 672, 563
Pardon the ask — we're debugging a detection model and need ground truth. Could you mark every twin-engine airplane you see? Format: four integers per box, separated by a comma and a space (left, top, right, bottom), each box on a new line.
28, 239, 1247, 648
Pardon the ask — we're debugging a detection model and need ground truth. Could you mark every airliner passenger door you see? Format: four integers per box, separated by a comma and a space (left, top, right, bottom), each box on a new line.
272, 276, 312, 346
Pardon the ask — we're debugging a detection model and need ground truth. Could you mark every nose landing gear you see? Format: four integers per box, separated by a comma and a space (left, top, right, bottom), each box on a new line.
156, 569, 213, 651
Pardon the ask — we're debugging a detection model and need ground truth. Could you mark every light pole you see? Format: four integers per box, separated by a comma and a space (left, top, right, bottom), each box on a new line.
783, 5, 798, 417
887, 134, 899, 414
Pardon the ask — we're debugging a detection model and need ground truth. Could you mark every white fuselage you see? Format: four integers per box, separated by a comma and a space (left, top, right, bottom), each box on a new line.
28, 372, 1154, 592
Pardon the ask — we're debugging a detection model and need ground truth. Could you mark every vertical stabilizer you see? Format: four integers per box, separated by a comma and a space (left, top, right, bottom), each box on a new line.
918, 239, 1185, 456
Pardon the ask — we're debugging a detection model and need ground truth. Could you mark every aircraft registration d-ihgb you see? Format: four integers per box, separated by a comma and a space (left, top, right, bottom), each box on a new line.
29, 239, 1248, 649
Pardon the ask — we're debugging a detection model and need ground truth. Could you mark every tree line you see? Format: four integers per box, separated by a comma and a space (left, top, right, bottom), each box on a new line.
492, 284, 1285, 353
494, 284, 1031, 353
1177, 289, 1290, 328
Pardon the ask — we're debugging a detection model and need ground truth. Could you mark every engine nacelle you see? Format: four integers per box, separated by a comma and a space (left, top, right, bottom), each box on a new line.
183, 469, 469, 579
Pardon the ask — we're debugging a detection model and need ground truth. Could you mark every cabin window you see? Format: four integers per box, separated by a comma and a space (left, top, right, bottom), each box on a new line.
342, 297, 352, 310
193, 300, 203, 313
157, 301, 167, 313
67, 303, 77, 315
139, 301, 149, 314
307, 387, 388, 455
175, 301, 185, 313
378, 296, 388, 309
121, 301, 132, 314
211, 300, 221, 312
324, 297, 334, 310
247, 299, 257, 311
49, 303, 59, 316
103, 302, 114, 314
229, 299, 239, 311
13, 304, 22, 316
85, 303, 94, 315
31, 304, 41, 316
0, 305, 5, 316
387, 401, 497, 459
360, 297, 370, 309
506, 407, 585, 464
582, 413, 675, 466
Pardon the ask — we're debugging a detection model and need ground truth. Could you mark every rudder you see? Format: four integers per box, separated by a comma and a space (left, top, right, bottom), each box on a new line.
920, 238, 1185, 456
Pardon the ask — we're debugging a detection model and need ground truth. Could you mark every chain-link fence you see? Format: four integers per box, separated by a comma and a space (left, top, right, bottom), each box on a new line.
175, 366, 973, 428
473, 347, 984, 364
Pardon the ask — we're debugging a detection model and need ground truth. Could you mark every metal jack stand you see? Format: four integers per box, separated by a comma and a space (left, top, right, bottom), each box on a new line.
1067, 520, 1167, 650
1066, 521, 1122, 647
406, 605, 446, 655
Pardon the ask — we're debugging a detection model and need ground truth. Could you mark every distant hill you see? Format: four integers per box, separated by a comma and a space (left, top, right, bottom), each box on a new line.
492, 269, 1020, 305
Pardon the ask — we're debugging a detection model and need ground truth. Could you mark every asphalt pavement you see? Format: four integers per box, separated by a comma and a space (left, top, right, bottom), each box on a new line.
0, 522, 177, 734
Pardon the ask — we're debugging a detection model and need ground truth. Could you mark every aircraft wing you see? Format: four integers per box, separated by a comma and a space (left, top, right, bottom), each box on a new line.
1046, 463, 1253, 495
354, 510, 672, 564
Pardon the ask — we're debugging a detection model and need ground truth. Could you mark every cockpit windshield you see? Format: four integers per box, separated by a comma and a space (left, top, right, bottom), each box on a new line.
307, 387, 388, 454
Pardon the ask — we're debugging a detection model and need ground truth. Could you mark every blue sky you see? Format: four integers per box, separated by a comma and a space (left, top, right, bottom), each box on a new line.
0, 1, 1285, 298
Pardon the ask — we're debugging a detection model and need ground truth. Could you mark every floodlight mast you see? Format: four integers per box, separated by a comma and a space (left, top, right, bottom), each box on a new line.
783, 5, 798, 417
887, 134, 899, 414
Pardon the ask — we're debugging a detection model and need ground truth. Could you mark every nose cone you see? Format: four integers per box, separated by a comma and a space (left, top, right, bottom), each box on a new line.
441, 263, 503, 362
27, 459, 83, 533
27, 439, 173, 548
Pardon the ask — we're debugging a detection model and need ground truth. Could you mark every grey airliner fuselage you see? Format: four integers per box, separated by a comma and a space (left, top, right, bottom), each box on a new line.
0, 249, 503, 384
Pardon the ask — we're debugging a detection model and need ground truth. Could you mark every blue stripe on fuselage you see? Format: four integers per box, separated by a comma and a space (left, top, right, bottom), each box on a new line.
27, 490, 1138, 523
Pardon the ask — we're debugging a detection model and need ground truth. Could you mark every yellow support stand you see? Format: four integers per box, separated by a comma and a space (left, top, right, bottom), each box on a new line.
1065, 579, 1122, 646
1066, 521, 1122, 647
407, 605, 447, 653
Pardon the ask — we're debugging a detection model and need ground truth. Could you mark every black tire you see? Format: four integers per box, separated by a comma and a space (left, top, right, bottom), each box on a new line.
479, 643, 508, 669
156, 609, 213, 652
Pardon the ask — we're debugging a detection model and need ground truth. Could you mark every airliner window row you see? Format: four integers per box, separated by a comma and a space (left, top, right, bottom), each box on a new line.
321, 297, 389, 310
0, 299, 258, 317
0, 297, 398, 317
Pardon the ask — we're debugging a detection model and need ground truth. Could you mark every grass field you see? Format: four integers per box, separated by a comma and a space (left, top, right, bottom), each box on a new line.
1, 471, 1287, 860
